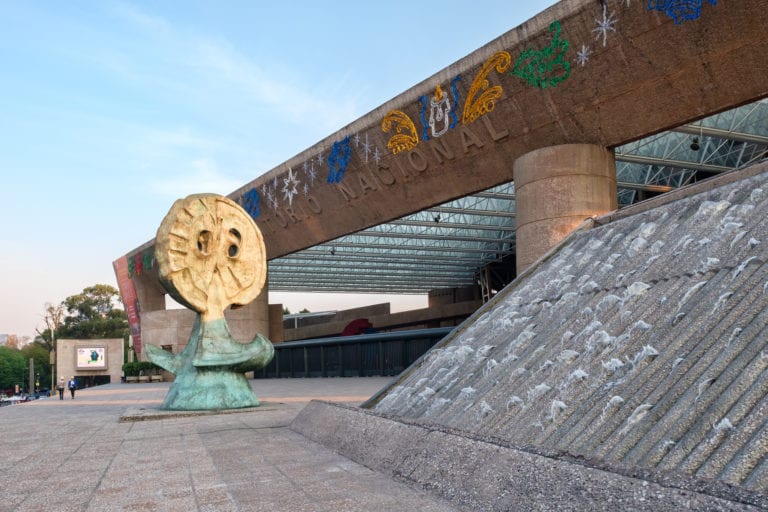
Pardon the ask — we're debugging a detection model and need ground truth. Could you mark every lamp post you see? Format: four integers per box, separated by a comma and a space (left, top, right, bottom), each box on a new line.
50, 328, 56, 394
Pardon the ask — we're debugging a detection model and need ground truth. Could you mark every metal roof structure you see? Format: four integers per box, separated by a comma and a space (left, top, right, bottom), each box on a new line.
267, 100, 768, 297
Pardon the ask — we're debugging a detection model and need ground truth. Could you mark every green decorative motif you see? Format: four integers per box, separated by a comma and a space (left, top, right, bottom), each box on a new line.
511, 20, 571, 89
142, 250, 153, 271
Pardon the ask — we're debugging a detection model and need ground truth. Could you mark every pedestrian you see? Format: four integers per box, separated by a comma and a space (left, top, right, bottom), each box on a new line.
57, 377, 65, 400
67, 376, 77, 399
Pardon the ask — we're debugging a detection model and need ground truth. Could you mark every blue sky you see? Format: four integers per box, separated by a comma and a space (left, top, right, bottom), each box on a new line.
0, 0, 556, 339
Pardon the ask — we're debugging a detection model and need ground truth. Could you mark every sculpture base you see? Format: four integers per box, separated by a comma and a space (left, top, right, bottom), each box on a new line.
160, 369, 260, 410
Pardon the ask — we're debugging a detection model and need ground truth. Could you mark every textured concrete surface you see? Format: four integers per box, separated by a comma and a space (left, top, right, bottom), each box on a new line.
0, 378, 462, 512
294, 401, 766, 511
370, 162, 768, 499
122, 0, 768, 264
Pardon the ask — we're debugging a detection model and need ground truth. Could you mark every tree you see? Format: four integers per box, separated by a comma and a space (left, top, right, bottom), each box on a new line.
0, 346, 26, 392
36, 303, 65, 351
4, 334, 29, 350
57, 284, 129, 340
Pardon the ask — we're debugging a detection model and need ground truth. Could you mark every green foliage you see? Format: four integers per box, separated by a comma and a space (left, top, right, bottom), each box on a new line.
122, 361, 158, 376
57, 284, 129, 340
0, 343, 52, 392
22, 342, 51, 390
0, 346, 26, 391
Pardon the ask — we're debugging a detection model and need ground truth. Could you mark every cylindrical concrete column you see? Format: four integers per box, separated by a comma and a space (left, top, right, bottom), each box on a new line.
513, 144, 616, 272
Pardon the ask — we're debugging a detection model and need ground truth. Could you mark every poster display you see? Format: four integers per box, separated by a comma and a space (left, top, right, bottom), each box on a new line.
76, 347, 106, 369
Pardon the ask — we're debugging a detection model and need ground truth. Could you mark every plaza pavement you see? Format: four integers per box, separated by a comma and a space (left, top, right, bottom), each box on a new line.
0, 378, 462, 512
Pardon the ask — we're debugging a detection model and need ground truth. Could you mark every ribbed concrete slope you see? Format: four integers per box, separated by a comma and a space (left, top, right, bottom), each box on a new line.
372, 163, 768, 494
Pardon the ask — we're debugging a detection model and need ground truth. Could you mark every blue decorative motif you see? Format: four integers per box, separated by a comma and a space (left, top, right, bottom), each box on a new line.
327, 136, 352, 184
419, 95, 431, 142
647, 0, 717, 24
448, 75, 461, 130
240, 187, 260, 219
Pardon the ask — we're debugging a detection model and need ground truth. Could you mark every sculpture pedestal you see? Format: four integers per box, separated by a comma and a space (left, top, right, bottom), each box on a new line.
147, 315, 274, 410
162, 369, 259, 410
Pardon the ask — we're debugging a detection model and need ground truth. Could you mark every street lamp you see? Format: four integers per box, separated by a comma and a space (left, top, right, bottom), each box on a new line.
50, 328, 56, 393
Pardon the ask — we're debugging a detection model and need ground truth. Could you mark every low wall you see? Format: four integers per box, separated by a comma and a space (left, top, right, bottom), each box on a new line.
291, 401, 764, 511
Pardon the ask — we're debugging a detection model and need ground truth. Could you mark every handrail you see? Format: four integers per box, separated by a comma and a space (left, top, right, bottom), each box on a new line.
272, 327, 455, 349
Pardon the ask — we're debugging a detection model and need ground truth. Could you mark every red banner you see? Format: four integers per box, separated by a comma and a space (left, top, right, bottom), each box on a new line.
113, 256, 142, 356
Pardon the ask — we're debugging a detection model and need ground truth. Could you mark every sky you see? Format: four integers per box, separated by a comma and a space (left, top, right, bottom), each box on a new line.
0, 0, 556, 339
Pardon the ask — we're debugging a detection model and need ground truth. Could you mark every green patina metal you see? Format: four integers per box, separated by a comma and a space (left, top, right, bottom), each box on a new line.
146, 316, 273, 410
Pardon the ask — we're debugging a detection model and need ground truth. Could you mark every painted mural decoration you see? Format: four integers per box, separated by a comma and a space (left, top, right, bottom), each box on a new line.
327, 137, 352, 184
463, 51, 511, 124
592, 3, 618, 47
382, 110, 419, 155
647, 0, 717, 24
421, 78, 462, 140
240, 187, 260, 219
227, 0, 723, 227
127, 249, 155, 278
282, 167, 300, 205
511, 20, 571, 89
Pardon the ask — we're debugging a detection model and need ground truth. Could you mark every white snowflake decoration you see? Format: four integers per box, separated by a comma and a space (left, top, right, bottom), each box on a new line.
282, 167, 300, 206
576, 44, 591, 66
306, 162, 317, 184
593, 3, 617, 47
265, 187, 276, 210
373, 146, 382, 165
362, 133, 372, 163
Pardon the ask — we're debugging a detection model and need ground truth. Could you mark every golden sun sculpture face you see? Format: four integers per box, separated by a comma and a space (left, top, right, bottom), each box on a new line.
155, 194, 266, 321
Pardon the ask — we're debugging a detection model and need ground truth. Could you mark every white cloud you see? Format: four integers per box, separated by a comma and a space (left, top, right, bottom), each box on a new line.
107, 2, 363, 133
149, 158, 244, 197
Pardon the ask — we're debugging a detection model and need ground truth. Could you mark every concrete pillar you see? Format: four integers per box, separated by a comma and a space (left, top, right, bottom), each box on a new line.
268, 304, 285, 343
513, 144, 617, 272
133, 266, 166, 312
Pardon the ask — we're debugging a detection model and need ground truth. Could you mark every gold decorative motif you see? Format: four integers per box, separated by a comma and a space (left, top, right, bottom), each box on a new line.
434, 84, 444, 101
382, 110, 419, 154
462, 51, 512, 124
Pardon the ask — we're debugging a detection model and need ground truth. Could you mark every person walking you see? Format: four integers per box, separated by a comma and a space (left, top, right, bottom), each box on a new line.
67, 376, 77, 399
57, 377, 65, 400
